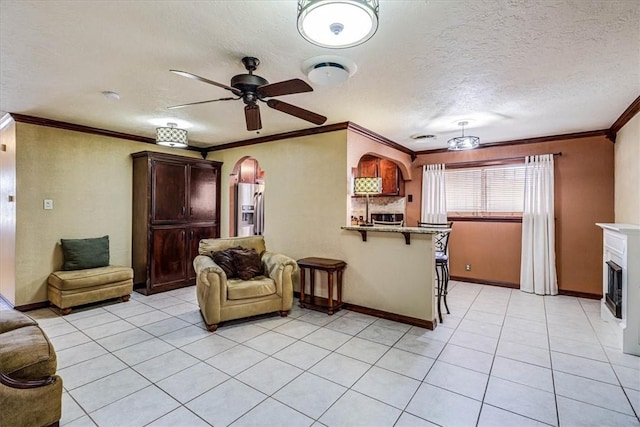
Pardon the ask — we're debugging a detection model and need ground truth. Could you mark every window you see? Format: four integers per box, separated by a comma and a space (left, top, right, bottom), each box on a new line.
445, 164, 525, 216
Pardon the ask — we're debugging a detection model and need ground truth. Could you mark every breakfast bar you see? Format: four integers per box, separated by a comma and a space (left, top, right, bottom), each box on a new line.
339, 225, 450, 329
341, 225, 443, 245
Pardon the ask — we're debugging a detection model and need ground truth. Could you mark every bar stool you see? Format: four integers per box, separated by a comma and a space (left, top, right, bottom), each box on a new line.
417, 221, 453, 323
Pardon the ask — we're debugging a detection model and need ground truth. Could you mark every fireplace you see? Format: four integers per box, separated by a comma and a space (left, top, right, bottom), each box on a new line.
596, 223, 640, 356
605, 260, 622, 319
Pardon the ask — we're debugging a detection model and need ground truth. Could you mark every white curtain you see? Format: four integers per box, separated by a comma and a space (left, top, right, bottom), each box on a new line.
421, 164, 447, 223
520, 154, 558, 295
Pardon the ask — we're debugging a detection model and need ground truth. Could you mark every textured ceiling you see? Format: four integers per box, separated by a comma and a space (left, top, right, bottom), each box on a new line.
1, 0, 638, 151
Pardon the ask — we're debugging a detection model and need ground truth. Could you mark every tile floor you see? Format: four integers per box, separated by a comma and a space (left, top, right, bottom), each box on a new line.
4, 281, 640, 427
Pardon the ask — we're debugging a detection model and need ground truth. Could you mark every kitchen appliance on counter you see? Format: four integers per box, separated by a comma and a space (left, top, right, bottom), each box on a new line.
371, 213, 404, 222
236, 183, 264, 237
370, 213, 405, 226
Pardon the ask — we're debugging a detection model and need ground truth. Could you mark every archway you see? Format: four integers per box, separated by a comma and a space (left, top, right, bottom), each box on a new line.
229, 157, 265, 237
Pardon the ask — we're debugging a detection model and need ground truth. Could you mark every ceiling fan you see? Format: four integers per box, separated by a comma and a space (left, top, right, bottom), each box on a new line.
168, 56, 327, 131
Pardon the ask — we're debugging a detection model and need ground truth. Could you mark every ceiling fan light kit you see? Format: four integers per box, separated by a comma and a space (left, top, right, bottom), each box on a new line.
297, 0, 379, 48
448, 121, 480, 151
168, 57, 327, 131
156, 123, 188, 148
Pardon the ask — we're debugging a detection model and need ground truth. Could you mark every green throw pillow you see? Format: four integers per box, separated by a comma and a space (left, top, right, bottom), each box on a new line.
61, 235, 110, 271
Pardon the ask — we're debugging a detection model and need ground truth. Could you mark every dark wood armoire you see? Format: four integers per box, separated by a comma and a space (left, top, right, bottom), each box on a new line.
131, 151, 222, 295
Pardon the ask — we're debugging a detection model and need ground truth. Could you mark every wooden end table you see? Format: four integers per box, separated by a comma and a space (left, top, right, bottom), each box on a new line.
297, 257, 347, 315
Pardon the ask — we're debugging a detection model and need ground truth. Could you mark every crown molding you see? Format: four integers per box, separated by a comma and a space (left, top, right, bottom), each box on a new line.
414, 129, 611, 155
344, 122, 416, 159
609, 95, 640, 139
9, 113, 207, 157
206, 122, 351, 152
206, 121, 415, 158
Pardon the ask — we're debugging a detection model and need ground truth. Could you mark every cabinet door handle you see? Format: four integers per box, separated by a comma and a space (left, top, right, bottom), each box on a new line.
182, 206, 186, 216
190, 207, 193, 216
190, 230, 194, 239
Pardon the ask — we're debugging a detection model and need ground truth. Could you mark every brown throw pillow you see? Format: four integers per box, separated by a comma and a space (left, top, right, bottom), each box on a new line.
230, 247, 263, 280
211, 247, 239, 278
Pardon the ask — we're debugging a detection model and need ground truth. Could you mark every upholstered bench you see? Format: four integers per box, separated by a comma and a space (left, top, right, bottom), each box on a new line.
48, 265, 133, 315
0, 310, 63, 427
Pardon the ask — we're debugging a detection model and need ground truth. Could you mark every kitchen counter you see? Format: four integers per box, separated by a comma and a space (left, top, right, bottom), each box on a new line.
341, 225, 451, 245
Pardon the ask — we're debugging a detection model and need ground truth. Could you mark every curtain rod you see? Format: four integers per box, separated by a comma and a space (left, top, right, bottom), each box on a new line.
422, 152, 562, 170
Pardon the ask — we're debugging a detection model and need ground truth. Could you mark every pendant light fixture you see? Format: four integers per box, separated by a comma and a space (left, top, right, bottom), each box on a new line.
297, 0, 379, 48
448, 121, 480, 151
156, 122, 188, 148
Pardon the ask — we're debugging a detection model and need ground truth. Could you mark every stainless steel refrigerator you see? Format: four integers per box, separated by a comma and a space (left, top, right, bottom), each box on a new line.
236, 183, 264, 237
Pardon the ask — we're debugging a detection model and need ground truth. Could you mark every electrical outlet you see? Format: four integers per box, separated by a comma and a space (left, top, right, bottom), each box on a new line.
43, 199, 53, 210
465, 264, 471, 271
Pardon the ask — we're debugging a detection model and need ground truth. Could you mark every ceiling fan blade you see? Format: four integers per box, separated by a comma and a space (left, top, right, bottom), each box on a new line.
170, 70, 240, 95
266, 99, 327, 125
245, 105, 262, 131
167, 97, 236, 110
258, 79, 313, 97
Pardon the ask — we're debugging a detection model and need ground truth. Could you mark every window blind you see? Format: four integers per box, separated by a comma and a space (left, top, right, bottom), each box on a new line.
445, 164, 525, 215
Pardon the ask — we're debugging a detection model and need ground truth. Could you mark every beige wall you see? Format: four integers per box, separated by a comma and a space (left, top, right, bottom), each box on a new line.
208, 130, 349, 257
209, 129, 435, 323
614, 112, 640, 225
12, 123, 201, 306
9, 121, 433, 321
0, 116, 17, 305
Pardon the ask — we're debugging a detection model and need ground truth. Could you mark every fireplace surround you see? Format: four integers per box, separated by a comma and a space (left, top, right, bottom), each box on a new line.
596, 223, 640, 356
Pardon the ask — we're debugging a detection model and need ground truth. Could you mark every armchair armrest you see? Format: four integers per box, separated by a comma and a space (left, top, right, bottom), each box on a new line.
0, 372, 56, 390
0, 372, 63, 427
193, 255, 228, 327
193, 254, 224, 276
262, 252, 297, 277
262, 252, 296, 310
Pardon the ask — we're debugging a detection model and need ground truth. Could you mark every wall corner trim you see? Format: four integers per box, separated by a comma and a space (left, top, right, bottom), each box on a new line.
610, 95, 640, 138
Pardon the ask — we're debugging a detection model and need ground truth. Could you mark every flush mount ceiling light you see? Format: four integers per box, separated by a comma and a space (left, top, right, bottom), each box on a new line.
302, 55, 358, 86
308, 62, 350, 85
297, 0, 379, 48
156, 122, 188, 148
448, 121, 480, 150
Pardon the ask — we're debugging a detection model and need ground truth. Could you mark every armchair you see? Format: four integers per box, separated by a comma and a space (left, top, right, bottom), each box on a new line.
194, 236, 297, 331
0, 310, 63, 427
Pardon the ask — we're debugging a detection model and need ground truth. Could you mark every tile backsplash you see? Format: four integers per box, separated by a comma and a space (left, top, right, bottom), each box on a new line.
351, 196, 406, 220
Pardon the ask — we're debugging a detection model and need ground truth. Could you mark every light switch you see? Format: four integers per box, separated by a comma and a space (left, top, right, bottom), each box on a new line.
43, 199, 53, 210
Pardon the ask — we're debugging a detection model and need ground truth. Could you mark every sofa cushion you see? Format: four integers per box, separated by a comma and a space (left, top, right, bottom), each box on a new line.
0, 310, 37, 333
0, 325, 57, 378
227, 276, 276, 300
61, 235, 110, 270
211, 247, 239, 279
230, 247, 263, 280
48, 265, 133, 291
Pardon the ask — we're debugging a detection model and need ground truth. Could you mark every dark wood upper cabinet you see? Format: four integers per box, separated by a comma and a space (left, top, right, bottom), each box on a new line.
379, 158, 400, 195
152, 161, 187, 222
358, 155, 378, 178
132, 151, 222, 295
189, 164, 217, 221
357, 155, 404, 196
